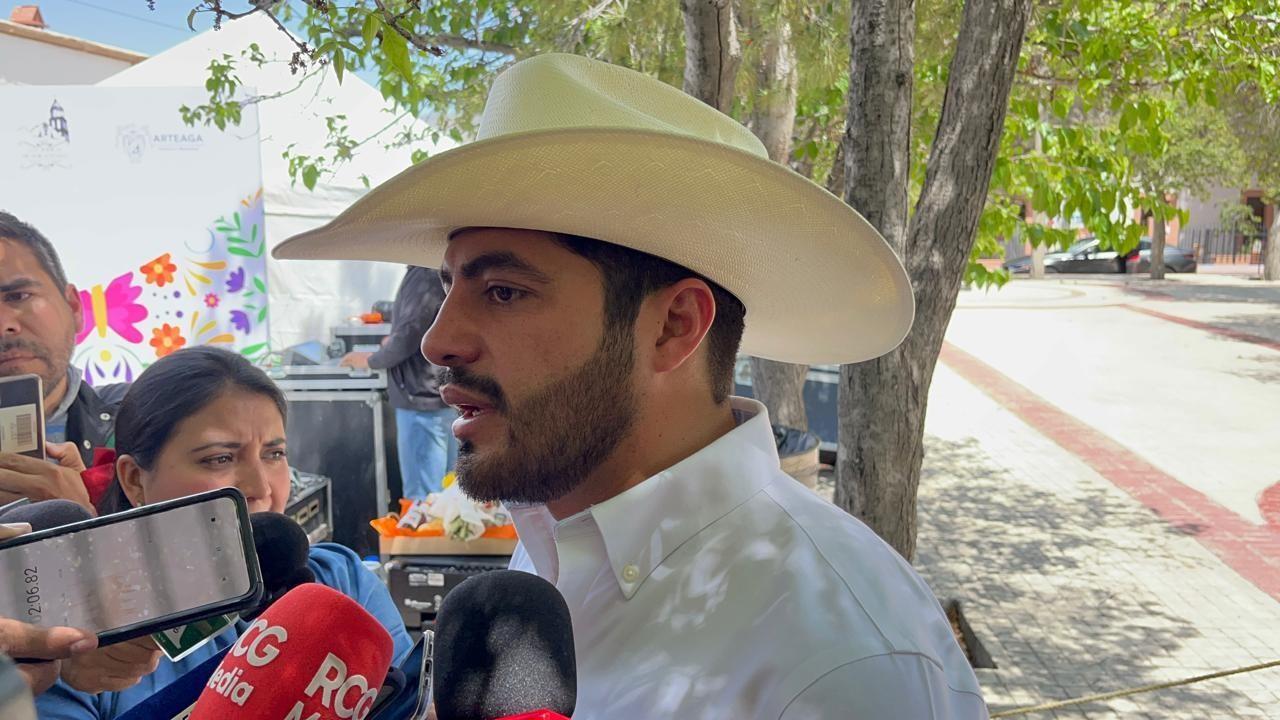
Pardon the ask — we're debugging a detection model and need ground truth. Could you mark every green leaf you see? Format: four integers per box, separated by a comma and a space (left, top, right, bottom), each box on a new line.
187, 8, 198, 31
227, 246, 260, 258
1119, 104, 1136, 133
362, 13, 380, 47
382, 30, 413, 82
302, 165, 319, 191
225, 235, 247, 244
333, 52, 345, 84
253, 277, 267, 294
257, 307, 268, 323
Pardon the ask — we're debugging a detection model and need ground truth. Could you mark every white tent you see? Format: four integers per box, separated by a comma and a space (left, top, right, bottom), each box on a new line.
100, 14, 454, 351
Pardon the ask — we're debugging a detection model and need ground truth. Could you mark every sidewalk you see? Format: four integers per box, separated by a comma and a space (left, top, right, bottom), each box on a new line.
949, 280, 1280, 526
915, 363, 1280, 718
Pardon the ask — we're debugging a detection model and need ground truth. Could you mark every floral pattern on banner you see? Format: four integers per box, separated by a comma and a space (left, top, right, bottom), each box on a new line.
73, 188, 270, 383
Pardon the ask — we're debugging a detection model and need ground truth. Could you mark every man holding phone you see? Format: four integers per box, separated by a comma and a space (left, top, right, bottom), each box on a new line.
0, 212, 128, 511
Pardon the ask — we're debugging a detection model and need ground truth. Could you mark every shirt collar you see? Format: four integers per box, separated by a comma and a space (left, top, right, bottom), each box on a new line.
509, 396, 779, 599
47, 366, 82, 426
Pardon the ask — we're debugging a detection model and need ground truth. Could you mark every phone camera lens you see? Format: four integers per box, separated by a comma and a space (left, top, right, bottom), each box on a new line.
210, 517, 217, 522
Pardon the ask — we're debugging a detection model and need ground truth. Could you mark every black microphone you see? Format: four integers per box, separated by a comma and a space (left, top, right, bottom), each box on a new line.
244, 512, 316, 620
0, 499, 91, 531
433, 570, 576, 720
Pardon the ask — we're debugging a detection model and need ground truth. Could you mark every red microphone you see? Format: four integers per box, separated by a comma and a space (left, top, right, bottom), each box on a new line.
188, 583, 393, 720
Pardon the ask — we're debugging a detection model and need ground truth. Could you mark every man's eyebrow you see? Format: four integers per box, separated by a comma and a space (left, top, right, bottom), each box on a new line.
0, 278, 39, 295
439, 251, 552, 285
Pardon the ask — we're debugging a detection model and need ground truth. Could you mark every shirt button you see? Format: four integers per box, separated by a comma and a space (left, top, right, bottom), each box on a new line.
82, 440, 92, 449
99, 413, 111, 421
622, 564, 639, 583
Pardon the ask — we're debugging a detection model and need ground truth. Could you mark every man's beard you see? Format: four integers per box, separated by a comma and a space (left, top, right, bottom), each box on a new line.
0, 335, 71, 399
443, 328, 638, 505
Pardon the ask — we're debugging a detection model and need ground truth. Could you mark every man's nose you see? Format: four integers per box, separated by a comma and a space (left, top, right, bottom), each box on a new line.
422, 293, 480, 368
0, 305, 22, 336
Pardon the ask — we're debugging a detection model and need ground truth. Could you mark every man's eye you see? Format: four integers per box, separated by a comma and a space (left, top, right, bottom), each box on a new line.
486, 286, 525, 304
5, 292, 31, 303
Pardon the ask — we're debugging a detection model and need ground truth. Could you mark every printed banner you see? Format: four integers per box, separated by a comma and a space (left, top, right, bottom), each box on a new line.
0, 86, 268, 384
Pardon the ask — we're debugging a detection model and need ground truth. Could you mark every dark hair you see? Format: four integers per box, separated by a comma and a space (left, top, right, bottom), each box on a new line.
0, 211, 69, 289
97, 346, 287, 514
551, 233, 746, 404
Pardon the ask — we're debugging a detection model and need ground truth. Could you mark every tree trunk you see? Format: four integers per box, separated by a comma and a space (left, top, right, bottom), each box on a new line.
1031, 243, 1046, 278
1150, 210, 1167, 280
746, 10, 811, 430
1265, 213, 1279, 281
837, 0, 1031, 561
681, 0, 741, 113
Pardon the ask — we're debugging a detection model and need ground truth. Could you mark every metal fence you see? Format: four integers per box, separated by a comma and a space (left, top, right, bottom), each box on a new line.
1179, 226, 1270, 266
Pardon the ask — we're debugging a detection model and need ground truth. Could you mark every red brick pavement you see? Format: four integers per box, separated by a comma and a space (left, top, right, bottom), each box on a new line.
1124, 304, 1280, 353
940, 341, 1280, 603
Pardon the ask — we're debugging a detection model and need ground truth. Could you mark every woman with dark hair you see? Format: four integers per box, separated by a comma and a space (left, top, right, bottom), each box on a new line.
37, 347, 412, 720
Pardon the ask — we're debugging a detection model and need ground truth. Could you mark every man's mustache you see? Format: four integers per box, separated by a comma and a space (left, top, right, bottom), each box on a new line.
0, 339, 50, 363
438, 367, 508, 412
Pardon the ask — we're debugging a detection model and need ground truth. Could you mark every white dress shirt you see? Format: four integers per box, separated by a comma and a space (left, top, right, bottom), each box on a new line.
508, 397, 987, 719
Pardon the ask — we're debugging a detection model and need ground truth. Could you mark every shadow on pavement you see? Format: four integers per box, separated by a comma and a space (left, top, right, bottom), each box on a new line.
914, 436, 1257, 717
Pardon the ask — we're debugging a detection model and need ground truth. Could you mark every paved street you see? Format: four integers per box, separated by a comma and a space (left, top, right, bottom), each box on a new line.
875, 275, 1280, 717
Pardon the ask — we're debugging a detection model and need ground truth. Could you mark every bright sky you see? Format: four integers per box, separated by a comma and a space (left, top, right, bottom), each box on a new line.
21, 1, 258, 55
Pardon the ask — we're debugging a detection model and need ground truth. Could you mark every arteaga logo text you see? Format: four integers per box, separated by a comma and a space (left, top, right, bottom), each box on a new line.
117, 125, 205, 163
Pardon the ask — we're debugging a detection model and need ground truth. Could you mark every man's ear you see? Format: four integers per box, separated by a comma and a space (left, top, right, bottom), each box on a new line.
114, 454, 147, 508
64, 283, 83, 334
649, 278, 716, 375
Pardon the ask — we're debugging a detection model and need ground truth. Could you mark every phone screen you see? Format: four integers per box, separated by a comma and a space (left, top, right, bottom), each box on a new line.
0, 495, 252, 635
0, 374, 44, 460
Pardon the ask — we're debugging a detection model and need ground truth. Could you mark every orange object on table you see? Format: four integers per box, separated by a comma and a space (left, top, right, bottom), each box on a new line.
370, 499, 518, 540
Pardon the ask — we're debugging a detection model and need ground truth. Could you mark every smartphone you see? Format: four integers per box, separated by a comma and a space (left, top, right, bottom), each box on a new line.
0, 374, 44, 460
0, 488, 263, 646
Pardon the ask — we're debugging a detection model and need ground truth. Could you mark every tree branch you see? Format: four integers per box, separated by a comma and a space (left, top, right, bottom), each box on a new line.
422, 35, 517, 56
372, 0, 446, 56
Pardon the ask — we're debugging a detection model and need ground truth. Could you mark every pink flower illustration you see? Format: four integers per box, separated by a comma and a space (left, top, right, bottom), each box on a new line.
77, 272, 148, 344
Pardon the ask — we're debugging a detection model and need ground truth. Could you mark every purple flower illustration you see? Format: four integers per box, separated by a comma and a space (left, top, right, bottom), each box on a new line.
226, 267, 246, 294
230, 310, 252, 335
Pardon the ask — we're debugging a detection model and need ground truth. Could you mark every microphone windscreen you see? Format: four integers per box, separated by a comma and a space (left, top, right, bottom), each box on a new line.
433, 570, 576, 720
246, 512, 315, 619
188, 583, 393, 720
0, 499, 91, 531
251, 512, 312, 584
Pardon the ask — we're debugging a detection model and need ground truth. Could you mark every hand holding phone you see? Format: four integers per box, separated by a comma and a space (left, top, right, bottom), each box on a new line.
60, 635, 163, 694
0, 619, 97, 695
0, 443, 91, 511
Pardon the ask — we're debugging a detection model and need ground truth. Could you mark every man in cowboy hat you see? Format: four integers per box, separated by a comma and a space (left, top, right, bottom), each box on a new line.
276, 54, 986, 719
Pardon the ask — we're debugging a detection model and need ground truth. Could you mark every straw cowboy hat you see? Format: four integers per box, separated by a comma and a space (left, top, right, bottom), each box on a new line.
273, 53, 913, 365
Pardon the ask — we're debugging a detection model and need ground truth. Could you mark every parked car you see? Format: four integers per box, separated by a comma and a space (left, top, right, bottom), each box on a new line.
1125, 240, 1198, 273
1003, 237, 1197, 274
1002, 238, 1095, 274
